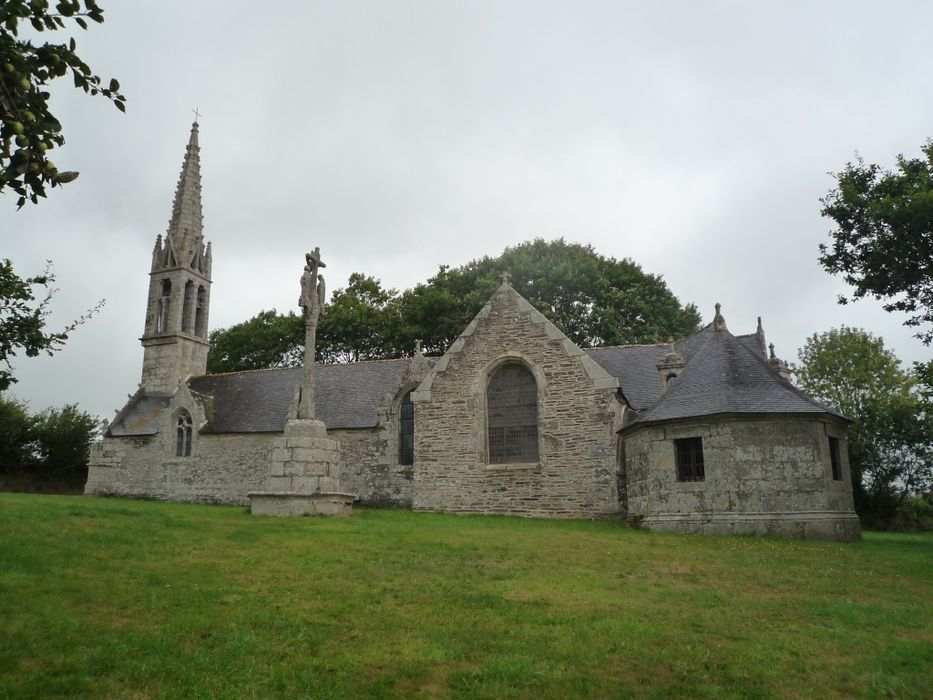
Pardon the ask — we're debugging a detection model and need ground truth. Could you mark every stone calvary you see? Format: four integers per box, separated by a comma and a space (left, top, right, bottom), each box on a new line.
85, 122, 860, 541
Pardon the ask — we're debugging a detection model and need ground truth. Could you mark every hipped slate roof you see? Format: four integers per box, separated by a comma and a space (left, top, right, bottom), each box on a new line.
620, 324, 845, 429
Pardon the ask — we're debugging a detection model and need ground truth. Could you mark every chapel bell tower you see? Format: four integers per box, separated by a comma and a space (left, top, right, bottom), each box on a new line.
140, 120, 212, 393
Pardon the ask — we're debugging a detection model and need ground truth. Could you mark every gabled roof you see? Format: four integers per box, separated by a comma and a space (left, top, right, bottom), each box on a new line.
621, 324, 845, 429
109, 394, 171, 436
190, 359, 416, 432
112, 358, 419, 436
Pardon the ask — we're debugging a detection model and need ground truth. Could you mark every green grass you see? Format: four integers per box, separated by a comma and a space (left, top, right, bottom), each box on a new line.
0, 494, 930, 699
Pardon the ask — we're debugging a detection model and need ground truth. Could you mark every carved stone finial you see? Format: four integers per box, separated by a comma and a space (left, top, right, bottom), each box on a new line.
713, 302, 727, 332
500, 271, 511, 285
769, 342, 776, 360
414, 339, 423, 357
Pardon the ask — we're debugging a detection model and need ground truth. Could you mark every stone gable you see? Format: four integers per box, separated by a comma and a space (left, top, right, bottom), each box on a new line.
412, 282, 624, 517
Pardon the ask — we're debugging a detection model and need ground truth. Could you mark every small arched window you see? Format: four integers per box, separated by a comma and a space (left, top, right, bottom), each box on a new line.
487, 363, 538, 464
398, 390, 414, 466
175, 410, 193, 457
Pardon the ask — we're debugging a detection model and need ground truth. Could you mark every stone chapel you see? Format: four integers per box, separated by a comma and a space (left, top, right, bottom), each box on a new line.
85, 123, 861, 541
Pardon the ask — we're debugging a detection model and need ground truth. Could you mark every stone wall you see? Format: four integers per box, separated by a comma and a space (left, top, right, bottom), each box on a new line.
140, 336, 209, 393
412, 284, 621, 517
622, 416, 860, 541
85, 432, 272, 505
335, 428, 414, 507
86, 424, 414, 508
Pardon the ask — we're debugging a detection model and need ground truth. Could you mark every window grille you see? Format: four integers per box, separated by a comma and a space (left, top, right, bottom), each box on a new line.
399, 390, 414, 466
829, 436, 842, 481
487, 363, 538, 463
176, 411, 193, 457
675, 437, 704, 481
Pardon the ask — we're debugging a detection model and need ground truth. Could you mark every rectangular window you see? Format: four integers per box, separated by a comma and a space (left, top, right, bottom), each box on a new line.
675, 437, 704, 482
829, 436, 842, 481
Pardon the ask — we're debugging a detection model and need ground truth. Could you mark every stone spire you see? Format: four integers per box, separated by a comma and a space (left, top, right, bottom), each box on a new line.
162, 121, 206, 273
139, 121, 213, 392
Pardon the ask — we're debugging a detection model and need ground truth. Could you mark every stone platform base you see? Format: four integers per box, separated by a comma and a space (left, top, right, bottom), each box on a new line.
637, 511, 861, 542
249, 491, 355, 517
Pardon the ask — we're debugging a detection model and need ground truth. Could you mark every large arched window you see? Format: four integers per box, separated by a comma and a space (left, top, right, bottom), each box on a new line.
398, 390, 414, 466
487, 363, 538, 464
175, 410, 193, 457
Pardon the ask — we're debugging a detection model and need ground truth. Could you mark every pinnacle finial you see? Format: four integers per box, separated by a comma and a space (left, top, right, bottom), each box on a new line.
500, 271, 511, 285
414, 339, 423, 357
713, 302, 727, 331
769, 342, 776, 360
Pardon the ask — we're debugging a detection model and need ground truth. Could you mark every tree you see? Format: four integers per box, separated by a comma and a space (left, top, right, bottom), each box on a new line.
317, 273, 399, 363
819, 140, 933, 345
1, 0, 126, 208
795, 327, 932, 526
29, 402, 98, 476
207, 309, 303, 374
0, 258, 101, 391
394, 238, 702, 355
0, 392, 30, 470
208, 240, 702, 372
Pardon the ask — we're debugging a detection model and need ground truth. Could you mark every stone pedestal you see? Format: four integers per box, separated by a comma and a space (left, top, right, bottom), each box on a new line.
249, 419, 355, 516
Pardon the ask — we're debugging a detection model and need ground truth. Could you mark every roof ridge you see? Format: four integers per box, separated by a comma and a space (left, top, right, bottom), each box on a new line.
201, 356, 416, 380
588, 343, 667, 350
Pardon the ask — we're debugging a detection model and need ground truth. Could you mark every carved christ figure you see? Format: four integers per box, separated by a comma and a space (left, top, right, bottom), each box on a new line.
299, 247, 327, 325
295, 247, 327, 420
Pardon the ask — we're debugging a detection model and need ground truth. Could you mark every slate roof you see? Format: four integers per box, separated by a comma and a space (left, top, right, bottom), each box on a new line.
584, 345, 668, 409
110, 314, 840, 437
620, 325, 845, 429
112, 358, 417, 436
110, 394, 171, 436
190, 359, 415, 432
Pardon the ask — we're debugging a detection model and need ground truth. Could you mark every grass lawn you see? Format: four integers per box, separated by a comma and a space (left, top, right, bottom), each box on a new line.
0, 494, 930, 699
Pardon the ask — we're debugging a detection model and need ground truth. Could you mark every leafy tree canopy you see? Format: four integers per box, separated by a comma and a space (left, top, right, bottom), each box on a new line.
1, 0, 125, 208
317, 273, 399, 364
795, 326, 932, 526
208, 240, 702, 373
207, 309, 303, 374
0, 393, 98, 477
819, 140, 933, 345
395, 238, 702, 356
0, 258, 101, 391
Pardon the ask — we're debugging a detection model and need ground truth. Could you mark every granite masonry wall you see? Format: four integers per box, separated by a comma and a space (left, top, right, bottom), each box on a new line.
412, 284, 622, 517
622, 416, 860, 541
86, 432, 271, 505
331, 428, 414, 507
87, 424, 414, 508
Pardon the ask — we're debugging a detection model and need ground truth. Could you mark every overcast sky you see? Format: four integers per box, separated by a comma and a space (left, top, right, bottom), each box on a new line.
3, 0, 931, 420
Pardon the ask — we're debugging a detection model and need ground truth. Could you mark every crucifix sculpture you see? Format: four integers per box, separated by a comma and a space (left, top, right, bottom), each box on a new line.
296, 247, 327, 419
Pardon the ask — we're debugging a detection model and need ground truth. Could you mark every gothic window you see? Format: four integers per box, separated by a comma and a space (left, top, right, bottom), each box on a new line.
487, 363, 539, 464
829, 436, 842, 481
157, 279, 171, 332
675, 437, 704, 482
195, 285, 207, 338
182, 280, 195, 333
175, 410, 193, 457
398, 390, 414, 466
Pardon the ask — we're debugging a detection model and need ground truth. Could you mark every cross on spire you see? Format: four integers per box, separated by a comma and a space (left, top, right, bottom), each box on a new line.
192, 106, 201, 124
